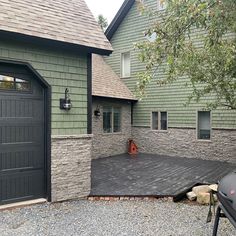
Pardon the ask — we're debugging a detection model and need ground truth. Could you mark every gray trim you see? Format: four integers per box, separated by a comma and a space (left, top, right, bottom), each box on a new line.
0, 30, 112, 56
105, 0, 135, 40
87, 53, 92, 134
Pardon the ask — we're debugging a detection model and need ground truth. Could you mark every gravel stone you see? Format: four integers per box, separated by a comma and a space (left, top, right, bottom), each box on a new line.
0, 200, 235, 236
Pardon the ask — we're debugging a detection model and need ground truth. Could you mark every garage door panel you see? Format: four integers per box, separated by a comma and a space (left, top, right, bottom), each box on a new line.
0, 125, 43, 144
0, 170, 45, 204
0, 148, 44, 171
0, 98, 43, 119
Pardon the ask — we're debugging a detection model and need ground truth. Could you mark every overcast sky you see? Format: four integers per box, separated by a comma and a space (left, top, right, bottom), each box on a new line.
85, 0, 124, 24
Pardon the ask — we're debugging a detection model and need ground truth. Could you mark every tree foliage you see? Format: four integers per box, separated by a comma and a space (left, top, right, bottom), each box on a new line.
136, 0, 236, 109
97, 14, 108, 32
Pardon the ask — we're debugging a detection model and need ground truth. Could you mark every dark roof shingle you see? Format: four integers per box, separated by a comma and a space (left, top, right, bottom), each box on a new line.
92, 54, 137, 101
0, 0, 112, 53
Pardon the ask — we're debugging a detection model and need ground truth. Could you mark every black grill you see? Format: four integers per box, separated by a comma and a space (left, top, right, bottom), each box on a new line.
213, 171, 236, 236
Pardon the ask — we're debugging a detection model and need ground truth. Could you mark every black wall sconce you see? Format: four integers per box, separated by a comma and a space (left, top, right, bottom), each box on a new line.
94, 106, 101, 117
60, 88, 72, 111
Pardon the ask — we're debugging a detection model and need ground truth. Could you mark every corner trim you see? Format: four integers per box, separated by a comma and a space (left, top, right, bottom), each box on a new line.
87, 54, 92, 134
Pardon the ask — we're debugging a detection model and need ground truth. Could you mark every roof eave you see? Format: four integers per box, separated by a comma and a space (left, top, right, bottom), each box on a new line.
0, 30, 113, 56
92, 94, 138, 102
105, 0, 135, 40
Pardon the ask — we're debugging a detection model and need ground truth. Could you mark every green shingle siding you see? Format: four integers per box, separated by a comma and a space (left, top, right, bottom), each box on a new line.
0, 39, 88, 135
106, 0, 236, 129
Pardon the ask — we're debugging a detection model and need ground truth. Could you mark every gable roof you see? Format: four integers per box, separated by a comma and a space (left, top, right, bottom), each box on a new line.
92, 54, 137, 101
105, 0, 135, 40
0, 0, 112, 55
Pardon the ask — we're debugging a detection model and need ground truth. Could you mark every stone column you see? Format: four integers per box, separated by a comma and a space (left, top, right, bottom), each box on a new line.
51, 135, 92, 202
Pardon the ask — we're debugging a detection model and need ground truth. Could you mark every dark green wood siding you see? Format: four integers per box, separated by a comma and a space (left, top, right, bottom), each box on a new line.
0, 39, 88, 135
105, 0, 236, 129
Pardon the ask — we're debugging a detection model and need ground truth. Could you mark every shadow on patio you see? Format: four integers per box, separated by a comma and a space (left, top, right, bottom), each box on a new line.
90, 153, 236, 200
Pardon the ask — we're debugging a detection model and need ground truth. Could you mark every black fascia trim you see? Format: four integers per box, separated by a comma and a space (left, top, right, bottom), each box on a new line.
0, 30, 112, 56
87, 54, 92, 134
0, 59, 52, 202
105, 0, 135, 40
92, 95, 138, 103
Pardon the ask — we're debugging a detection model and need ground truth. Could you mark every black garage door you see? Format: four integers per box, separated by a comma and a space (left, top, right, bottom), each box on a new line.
0, 64, 46, 205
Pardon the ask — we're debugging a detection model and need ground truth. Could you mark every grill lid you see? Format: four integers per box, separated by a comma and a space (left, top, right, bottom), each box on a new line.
218, 171, 236, 223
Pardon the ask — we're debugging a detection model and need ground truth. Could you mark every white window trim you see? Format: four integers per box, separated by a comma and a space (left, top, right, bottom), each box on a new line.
120, 51, 131, 78
103, 106, 122, 134
196, 110, 212, 141
150, 111, 168, 131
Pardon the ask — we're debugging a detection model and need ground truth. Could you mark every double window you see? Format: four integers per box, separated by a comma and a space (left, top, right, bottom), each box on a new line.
121, 52, 131, 78
197, 111, 211, 140
103, 107, 121, 133
0, 74, 30, 91
152, 111, 168, 130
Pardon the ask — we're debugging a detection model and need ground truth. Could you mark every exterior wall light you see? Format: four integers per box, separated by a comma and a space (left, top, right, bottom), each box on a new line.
60, 88, 72, 111
94, 106, 101, 117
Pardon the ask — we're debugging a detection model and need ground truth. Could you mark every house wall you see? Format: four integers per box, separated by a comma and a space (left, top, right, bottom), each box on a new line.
92, 97, 132, 159
0, 38, 92, 201
132, 128, 236, 163
105, 0, 236, 162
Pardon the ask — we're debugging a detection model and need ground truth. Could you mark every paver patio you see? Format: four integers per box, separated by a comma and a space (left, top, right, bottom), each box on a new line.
90, 153, 236, 198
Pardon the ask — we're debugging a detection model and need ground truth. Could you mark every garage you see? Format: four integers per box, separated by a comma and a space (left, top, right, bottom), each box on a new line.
0, 62, 50, 205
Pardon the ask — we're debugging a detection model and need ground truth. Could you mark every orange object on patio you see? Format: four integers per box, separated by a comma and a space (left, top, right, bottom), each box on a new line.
128, 139, 138, 155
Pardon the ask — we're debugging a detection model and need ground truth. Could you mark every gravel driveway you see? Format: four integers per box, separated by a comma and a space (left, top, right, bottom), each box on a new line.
0, 200, 235, 236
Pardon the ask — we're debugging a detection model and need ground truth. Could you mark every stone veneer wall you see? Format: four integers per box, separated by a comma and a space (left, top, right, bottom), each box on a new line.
51, 135, 92, 202
92, 98, 132, 159
132, 127, 236, 164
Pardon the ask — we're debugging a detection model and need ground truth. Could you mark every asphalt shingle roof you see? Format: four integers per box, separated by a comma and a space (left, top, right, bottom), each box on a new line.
0, 0, 112, 52
92, 54, 137, 101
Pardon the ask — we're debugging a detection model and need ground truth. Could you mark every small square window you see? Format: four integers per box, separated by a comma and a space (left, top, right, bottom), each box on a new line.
160, 112, 167, 130
103, 107, 112, 133
121, 52, 131, 78
151, 111, 168, 130
103, 107, 121, 133
152, 112, 159, 130
113, 108, 121, 133
157, 0, 166, 10
198, 111, 211, 140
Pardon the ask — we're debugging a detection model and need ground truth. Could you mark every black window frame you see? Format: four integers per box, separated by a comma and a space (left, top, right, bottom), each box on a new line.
151, 111, 168, 131
103, 106, 122, 133
197, 111, 211, 140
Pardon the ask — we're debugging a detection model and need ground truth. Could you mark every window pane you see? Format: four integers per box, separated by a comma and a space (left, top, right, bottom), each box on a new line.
16, 82, 31, 91
152, 112, 158, 130
121, 52, 130, 77
161, 112, 167, 130
0, 75, 30, 91
113, 108, 121, 133
198, 111, 211, 140
103, 107, 112, 133
0, 75, 15, 89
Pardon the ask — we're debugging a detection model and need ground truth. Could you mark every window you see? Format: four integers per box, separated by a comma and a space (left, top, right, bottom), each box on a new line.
157, 0, 166, 10
198, 111, 211, 140
0, 75, 30, 91
160, 112, 167, 130
121, 52, 130, 78
103, 107, 121, 133
152, 111, 168, 130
